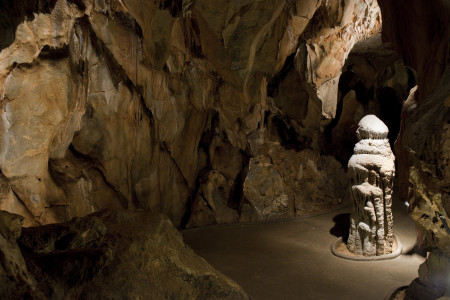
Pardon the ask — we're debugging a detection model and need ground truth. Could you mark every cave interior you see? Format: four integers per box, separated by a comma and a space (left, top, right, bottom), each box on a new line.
0, 0, 449, 299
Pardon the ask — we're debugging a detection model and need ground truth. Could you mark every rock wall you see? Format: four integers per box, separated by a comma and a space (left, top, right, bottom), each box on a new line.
379, 0, 450, 256
378, 0, 450, 297
0, 0, 383, 227
324, 33, 414, 164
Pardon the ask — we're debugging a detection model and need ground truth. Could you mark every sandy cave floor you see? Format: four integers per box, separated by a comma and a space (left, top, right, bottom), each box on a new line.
182, 200, 425, 300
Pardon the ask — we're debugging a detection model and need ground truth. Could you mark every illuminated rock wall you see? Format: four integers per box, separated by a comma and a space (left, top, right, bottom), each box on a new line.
0, 0, 382, 227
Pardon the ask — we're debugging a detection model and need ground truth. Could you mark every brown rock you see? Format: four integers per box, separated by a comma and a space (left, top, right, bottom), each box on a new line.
396, 69, 450, 254
324, 33, 412, 163
20, 210, 249, 299
243, 154, 292, 221
1, 59, 72, 224
296, 0, 381, 119
0, 210, 44, 299
379, 0, 450, 297
242, 140, 348, 221
19, 215, 106, 255
0, 0, 382, 228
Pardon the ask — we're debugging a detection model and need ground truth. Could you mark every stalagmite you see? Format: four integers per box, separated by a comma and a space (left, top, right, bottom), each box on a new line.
347, 115, 395, 256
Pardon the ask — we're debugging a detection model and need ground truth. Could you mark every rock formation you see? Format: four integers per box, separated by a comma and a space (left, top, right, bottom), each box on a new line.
0, 210, 44, 299
0, 0, 383, 227
347, 115, 395, 256
324, 33, 415, 164
378, 0, 450, 297
0, 0, 447, 298
0, 209, 248, 299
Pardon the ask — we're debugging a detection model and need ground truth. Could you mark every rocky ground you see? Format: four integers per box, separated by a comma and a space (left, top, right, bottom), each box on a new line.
0, 209, 249, 299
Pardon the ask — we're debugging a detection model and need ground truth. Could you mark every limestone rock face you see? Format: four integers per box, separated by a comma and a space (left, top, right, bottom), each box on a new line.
347, 115, 395, 256
294, 0, 381, 120
243, 154, 291, 221
0, 0, 381, 227
18, 210, 249, 299
240, 139, 348, 222
396, 72, 450, 255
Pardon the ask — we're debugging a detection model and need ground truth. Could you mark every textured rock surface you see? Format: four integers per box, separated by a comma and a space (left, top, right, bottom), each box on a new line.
18, 210, 249, 299
0, 210, 43, 299
379, 0, 450, 254
347, 115, 395, 256
396, 80, 450, 255
377, 0, 450, 298
240, 139, 348, 222
405, 251, 450, 300
0, 0, 382, 227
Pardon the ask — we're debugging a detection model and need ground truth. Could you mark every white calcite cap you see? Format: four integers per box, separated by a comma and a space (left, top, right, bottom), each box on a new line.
356, 114, 389, 140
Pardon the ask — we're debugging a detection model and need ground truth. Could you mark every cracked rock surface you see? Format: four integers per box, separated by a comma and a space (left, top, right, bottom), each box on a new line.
0, 0, 381, 227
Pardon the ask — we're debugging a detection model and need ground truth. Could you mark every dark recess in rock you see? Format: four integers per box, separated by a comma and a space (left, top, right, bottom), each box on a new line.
376, 87, 402, 146
0, 0, 58, 51
67, 0, 85, 10
38, 44, 70, 60
267, 52, 296, 98
272, 115, 310, 151
159, 0, 182, 17
229, 152, 250, 211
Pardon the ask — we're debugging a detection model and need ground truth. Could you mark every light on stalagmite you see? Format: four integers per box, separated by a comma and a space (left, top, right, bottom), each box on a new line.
347, 114, 395, 256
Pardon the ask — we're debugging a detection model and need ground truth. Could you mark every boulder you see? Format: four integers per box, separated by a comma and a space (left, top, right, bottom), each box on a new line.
19, 210, 249, 299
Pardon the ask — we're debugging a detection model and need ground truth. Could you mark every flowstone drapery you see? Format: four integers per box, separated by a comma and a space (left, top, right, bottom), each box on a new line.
347, 115, 395, 256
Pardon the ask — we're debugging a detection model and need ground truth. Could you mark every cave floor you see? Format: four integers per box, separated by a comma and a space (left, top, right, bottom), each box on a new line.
182, 200, 425, 300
